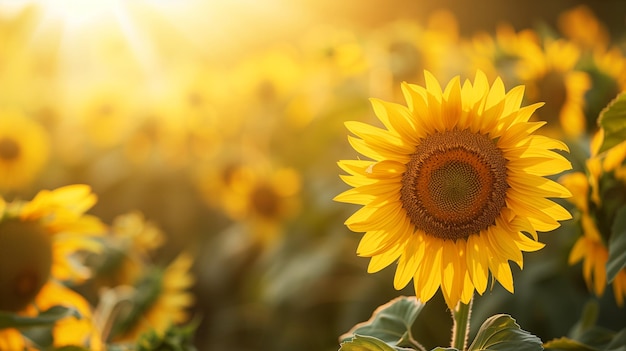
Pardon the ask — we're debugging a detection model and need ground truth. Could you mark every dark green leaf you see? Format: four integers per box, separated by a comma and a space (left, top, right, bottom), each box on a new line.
467, 314, 542, 351
22, 326, 53, 350
570, 300, 600, 340
135, 319, 200, 351
544, 337, 598, 351
0, 306, 81, 329
339, 296, 425, 349
607, 206, 626, 282
598, 92, 626, 154
544, 327, 626, 351
431, 348, 459, 351
606, 329, 626, 350
54, 346, 91, 351
339, 335, 398, 351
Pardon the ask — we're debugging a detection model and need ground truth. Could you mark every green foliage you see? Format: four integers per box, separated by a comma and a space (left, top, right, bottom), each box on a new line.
607, 206, 626, 282
53, 346, 91, 351
134, 320, 199, 351
569, 300, 600, 340
430, 348, 458, 351
467, 314, 543, 351
339, 335, 400, 351
544, 328, 626, 351
109, 269, 164, 339
598, 92, 626, 154
339, 296, 425, 349
544, 299, 626, 351
0, 305, 80, 330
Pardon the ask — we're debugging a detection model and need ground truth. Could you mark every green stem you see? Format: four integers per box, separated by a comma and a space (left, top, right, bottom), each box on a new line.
450, 297, 473, 351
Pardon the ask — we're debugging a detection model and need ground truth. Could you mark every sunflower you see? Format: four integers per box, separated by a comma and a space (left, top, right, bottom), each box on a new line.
0, 110, 50, 192
580, 47, 626, 133
560, 132, 626, 306
368, 11, 460, 101
220, 164, 302, 248
464, 24, 540, 86
89, 211, 165, 289
558, 5, 609, 52
516, 39, 590, 138
73, 83, 138, 151
0, 185, 105, 349
111, 253, 195, 343
334, 70, 572, 309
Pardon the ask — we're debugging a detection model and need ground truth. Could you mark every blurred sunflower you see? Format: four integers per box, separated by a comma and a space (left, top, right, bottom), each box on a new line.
560, 132, 626, 306
516, 39, 590, 138
219, 165, 302, 248
369, 11, 460, 101
335, 70, 572, 309
73, 83, 138, 151
0, 185, 105, 349
558, 5, 609, 52
110, 253, 195, 343
88, 211, 165, 289
580, 47, 626, 133
464, 24, 539, 86
0, 110, 50, 192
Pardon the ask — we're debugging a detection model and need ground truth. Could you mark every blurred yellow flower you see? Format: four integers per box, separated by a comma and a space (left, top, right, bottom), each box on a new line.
517, 39, 590, 138
560, 132, 626, 306
335, 70, 572, 308
582, 47, 626, 132
220, 165, 302, 248
464, 24, 539, 85
558, 5, 609, 51
112, 252, 195, 343
0, 110, 50, 191
0, 185, 105, 349
72, 83, 137, 150
90, 211, 165, 288
369, 11, 460, 101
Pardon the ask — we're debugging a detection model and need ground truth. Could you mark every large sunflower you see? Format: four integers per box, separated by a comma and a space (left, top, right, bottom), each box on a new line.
335, 70, 572, 309
0, 185, 105, 349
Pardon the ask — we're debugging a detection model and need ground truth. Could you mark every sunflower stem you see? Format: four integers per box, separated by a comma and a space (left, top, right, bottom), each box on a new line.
450, 296, 473, 351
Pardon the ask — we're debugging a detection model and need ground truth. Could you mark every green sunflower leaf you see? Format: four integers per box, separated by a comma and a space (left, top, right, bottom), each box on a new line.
135, 319, 200, 351
598, 91, 626, 154
339, 296, 425, 349
607, 206, 626, 282
544, 327, 626, 351
0, 305, 81, 330
338, 335, 400, 351
467, 314, 542, 351
53, 347, 91, 351
543, 337, 598, 350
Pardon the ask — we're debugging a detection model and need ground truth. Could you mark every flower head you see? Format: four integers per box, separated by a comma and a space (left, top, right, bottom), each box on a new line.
516, 39, 590, 138
0, 185, 105, 348
560, 131, 626, 306
0, 110, 50, 191
111, 253, 195, 343
335, 70, 572, 308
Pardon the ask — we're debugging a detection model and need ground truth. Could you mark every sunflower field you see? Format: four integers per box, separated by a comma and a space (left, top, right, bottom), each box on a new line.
1, 1, 626, 350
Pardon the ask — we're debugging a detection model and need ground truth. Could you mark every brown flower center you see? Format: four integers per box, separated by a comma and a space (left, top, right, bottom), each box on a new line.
400, 129, 508, 240
250, 183, 280, 219
536, 70, 567, 125
0, 219, 53, 312
0, 137, 20, 160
